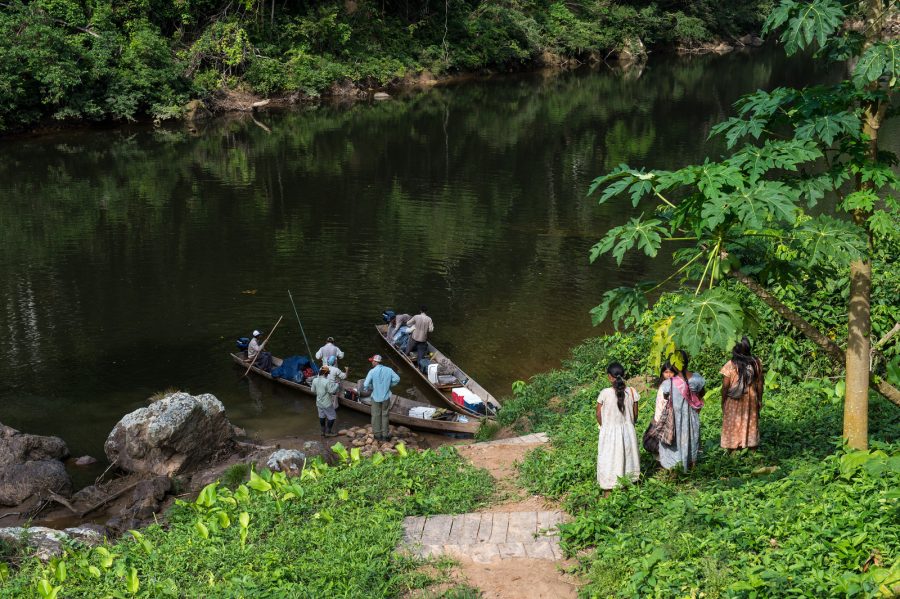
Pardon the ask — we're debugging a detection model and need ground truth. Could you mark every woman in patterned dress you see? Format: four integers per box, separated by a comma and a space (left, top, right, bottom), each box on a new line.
720, 336, 764, 450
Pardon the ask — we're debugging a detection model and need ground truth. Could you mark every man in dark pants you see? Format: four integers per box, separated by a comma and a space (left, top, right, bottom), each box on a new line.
405, 305, 434, 364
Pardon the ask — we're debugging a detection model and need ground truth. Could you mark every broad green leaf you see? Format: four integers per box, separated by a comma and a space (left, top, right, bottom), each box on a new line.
194, 520, 209, 539
589, 216, 663, 265
650, 316, 675, 372
794, 216, 866, 269
247, 470, 272, 492
765, 0, 844, 55
195, 482, 218, 507
729, 181, 799, 229
239, 511, 250, 529
669, 289, 744, 354
842, 190, 878, 212
590, 287, 649, 329
331, 442, 349, 463
126, 567, 139, 594
853, 41, 900, 88
794, 111, 860, 146
217, 511, 231, 529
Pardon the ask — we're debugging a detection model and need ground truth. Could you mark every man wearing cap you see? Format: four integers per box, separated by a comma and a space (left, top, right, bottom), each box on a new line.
315, 337, 345, 368
311, 366, 340, 437
248, 330, 264, 360
247, 329, 273, 371
363, 355, 400, 441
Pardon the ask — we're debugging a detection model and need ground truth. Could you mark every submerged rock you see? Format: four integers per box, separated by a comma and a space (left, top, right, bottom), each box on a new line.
73, 455, 98, 467
0, 423, 71, 506
104, 392, 232, 476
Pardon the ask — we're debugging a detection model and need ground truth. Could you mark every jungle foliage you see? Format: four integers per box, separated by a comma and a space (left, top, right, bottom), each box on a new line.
0, 446, 493, 597
0, 0, 771, 132
499, 292, 900, 597
586, 0, 900, 446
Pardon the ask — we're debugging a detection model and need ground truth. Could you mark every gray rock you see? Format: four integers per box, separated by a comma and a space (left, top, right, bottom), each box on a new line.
0, 526, 101, 561
266, 449, 306, 472
0, 423, 68, 466
104, 392, 232, 476
74, 455, 98, 466
0, 459, 72, 506
373, 92, 391, 101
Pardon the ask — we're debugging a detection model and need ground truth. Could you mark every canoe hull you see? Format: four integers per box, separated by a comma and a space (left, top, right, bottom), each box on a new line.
230, 353, 479, 435
375, 325, 501, 419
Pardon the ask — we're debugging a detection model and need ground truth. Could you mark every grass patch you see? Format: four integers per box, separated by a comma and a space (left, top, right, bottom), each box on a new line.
0, 446, 494, 598
220, 463, 250, 489
499, 301, 900, 597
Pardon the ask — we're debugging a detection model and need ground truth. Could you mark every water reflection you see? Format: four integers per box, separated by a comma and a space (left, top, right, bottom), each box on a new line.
0, 48, 840, 460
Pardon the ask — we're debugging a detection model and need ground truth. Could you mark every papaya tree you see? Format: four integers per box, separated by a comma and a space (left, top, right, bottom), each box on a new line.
588, 0, 900, 449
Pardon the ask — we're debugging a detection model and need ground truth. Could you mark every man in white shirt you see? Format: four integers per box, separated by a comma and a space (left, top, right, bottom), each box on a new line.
315, 337, 345, 368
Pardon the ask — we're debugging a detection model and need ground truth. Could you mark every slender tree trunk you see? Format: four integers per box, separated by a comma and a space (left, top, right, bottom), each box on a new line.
845, 260, 871, 448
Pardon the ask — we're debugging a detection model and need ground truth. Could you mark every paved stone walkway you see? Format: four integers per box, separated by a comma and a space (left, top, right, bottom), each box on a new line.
401, 510, 566, 563
401, 432, 563, 564
474, 432, 549, 446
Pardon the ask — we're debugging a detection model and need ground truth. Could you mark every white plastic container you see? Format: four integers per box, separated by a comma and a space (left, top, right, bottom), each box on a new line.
427, 363, 439, 384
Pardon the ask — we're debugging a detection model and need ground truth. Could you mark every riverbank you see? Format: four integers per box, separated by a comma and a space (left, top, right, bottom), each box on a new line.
1, 0, 771, 135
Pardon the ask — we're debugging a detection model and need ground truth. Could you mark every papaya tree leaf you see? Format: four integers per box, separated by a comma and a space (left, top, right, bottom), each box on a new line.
591, 286, 649, 329
669, 289, 744, 354
588, 216, 663, 265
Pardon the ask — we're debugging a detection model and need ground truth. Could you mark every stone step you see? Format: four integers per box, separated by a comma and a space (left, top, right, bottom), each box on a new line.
400, 510, 566, 563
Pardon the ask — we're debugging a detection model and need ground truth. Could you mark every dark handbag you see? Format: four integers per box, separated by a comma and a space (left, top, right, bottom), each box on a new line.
656, 381, 676, 445
642, 421, 659, 454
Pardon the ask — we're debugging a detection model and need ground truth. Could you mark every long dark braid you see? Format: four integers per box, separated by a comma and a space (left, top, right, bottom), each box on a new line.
607, 362, 627, 414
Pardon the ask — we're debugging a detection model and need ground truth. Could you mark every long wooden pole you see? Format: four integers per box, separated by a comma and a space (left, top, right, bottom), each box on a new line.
244, 315, 283, 377
287, 290, 316, 368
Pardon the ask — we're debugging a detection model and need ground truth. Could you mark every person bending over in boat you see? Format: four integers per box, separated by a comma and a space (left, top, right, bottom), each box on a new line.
247, 329, 273, 372
316, 337, 344, 368
387, 312, 411, 341
363, 355, 400, 441
312, 366, 340, 437
405, 306, 434, 364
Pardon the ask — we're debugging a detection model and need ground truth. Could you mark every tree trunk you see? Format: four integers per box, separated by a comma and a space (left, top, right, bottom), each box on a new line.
844, 260, 871, 449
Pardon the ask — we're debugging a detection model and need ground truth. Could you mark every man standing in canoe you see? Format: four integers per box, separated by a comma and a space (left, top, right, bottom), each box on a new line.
315, 337, 344, 368
405, 306, 434, 364
363, 354, 400, 441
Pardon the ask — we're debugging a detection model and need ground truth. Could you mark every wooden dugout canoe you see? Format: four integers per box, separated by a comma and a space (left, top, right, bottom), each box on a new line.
230, 352, 480, 435
375, 324, 501, 419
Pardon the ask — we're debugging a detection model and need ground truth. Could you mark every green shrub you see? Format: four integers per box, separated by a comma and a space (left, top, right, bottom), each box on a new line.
0, 446, 494, 598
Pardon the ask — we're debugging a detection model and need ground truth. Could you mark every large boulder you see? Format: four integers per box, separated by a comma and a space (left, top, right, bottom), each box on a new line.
0, 461, 71, 506
104, 392, 232, 476
0, 526, 102, 561
0, 424, 71, 506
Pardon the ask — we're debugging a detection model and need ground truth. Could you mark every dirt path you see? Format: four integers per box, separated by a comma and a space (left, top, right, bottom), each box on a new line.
404, 434, 580, 598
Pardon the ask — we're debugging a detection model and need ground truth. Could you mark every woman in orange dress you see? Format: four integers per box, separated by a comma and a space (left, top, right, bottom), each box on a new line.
720, 336, 764, 450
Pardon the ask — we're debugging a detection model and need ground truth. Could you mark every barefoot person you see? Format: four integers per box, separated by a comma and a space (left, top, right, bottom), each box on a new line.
596, 362, 640, 493
363, 355, 400, 441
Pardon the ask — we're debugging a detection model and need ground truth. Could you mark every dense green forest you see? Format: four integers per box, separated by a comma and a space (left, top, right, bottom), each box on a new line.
0, 0, 771, 132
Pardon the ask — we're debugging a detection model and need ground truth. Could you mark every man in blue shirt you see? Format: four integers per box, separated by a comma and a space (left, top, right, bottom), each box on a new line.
363, 354, 400, 441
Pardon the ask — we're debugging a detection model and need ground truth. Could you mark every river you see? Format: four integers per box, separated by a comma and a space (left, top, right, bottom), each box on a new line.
0, 47, 863, 473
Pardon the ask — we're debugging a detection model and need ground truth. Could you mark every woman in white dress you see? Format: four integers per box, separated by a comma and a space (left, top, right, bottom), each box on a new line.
596, 362, 641, 492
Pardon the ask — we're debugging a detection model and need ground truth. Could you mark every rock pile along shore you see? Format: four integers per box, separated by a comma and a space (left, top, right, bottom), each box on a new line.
337, 424, 424, 457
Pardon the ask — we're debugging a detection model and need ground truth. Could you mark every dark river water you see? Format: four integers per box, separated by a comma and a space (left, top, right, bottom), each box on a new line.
0, 46, 863, 472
